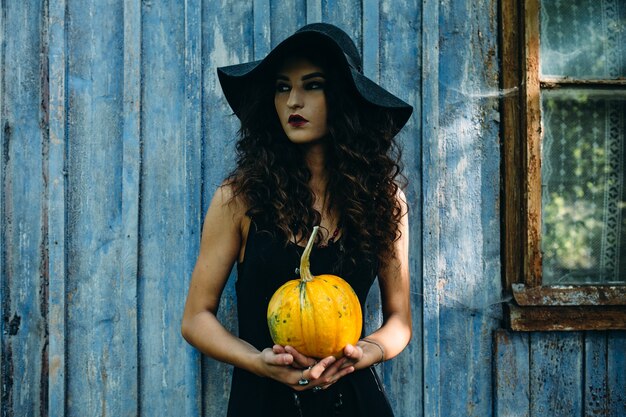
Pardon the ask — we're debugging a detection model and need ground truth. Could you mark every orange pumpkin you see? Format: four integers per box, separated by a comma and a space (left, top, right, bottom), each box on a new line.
267, 226, 362, 358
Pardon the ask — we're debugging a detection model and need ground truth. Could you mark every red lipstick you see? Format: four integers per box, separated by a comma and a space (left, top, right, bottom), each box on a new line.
288, 114, 308, 127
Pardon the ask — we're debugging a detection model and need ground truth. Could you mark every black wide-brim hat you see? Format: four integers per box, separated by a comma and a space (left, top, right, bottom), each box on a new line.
217, 23, 413, 137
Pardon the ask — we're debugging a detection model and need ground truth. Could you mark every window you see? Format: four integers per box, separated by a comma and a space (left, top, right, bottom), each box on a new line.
502, 0, 626, 330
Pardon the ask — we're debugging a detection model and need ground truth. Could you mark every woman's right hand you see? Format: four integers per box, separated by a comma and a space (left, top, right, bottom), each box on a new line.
256, 346, 307, 388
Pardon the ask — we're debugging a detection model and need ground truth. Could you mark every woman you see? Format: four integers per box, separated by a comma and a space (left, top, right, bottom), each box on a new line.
181, 23, 412, 417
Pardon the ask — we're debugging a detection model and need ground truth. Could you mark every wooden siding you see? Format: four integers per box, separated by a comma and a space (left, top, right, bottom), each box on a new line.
495, 330, 626, 417
1, 1, 625, 417
422, 0, 503, 416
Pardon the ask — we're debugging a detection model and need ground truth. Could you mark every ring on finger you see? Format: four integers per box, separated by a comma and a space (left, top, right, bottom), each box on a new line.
312, 386, 322, 392
298, 369, 309, 386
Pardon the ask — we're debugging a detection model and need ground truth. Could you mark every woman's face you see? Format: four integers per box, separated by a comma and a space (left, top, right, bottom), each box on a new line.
274, 57, 329, 144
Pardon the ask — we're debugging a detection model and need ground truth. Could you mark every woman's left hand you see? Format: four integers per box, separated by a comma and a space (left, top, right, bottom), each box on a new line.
339, 343, 364, 369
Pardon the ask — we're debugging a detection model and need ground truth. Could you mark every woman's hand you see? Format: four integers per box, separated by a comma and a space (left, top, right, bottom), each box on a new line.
260, 345, 355, 391
254, 346, 297, 382
340, 343, 365, 368
257, 341, 384, 391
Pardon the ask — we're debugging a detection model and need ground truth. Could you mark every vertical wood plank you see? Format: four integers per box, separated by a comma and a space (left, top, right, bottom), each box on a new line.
254, 0, 271, 58
607, 331, 626, 417
322, 0, 362, 48
47, 0, 67, 413
584, 332, 608, 416
1, 1, 47, 415
306, 0, 322, 23
201, 2, 254, 416
530, 332, 584, 417
271, 0, 306, 46
0, 1, 4, 411
362, 0, 379, 81
120, 0, 141, 414
139, 1, 197, 416
582, 332, 626, 416
379, 0, 422, 415
64, 1, 129, 415
421, 0, 440, 414
494, 330, 530, 417
427, 0, 501, 415
182, 0, 203, 415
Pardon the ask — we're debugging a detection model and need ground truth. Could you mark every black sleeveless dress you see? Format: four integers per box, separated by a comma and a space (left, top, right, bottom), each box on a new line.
227, 221, 395, 417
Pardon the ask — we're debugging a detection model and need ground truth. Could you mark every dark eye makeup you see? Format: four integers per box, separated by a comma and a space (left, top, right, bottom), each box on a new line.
304, 80, 325, 90
275, 82, 290, 93
274, 80, 325, 93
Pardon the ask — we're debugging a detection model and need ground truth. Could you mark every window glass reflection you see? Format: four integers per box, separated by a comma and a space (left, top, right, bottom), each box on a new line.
541, 90, 626, 284
540, 0, 626, 79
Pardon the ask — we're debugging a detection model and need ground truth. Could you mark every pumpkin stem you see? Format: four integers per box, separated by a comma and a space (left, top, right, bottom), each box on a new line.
300, 226, 319, 282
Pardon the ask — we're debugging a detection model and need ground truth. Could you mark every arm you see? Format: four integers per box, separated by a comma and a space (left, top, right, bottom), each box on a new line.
343, 190, 412, 369
181, 184, 264, 371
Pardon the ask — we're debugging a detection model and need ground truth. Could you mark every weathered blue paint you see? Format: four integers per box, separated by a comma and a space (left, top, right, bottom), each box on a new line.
271, 0, 307, 47
48, 0, 69, 414
363, 0, 379, 80
1, 2, 46, 416
607, 332, 626, 415
379, 0, 422, 415
494, 331, 626, 417
585, 332, 608, 416
323, 1, 361, 51
183, 0, 203, 413
139, 1, 200, 415
423, 0, 502, 416
494, 330, 530, 417
2, 1, 626, 417
421, 0, 442, 414
254, 0, 271, 58
64, 1, 134, 416
119, 0, 142, 414
530, 332, 584, 416
584, 332, 626, 416
307, 0, 322, 24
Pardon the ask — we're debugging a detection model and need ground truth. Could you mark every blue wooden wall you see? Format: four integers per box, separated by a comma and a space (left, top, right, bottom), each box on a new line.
1, 1, 624, 416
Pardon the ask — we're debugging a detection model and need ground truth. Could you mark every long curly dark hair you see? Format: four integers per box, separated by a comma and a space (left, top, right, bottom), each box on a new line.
226, 50, 407, 273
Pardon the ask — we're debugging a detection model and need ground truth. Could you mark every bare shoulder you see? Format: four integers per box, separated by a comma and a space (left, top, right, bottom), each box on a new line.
202, 182, 251, 254
396, 187, 409, 217
211, 181, 241, 210
207, 182, 247, 225
396, 187, 407, 204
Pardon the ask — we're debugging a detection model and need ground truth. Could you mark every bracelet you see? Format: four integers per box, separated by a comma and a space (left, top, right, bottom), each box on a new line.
360, 338, 385, 364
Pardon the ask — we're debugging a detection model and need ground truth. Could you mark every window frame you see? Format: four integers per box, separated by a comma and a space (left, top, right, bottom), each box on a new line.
501, 0, 626, 331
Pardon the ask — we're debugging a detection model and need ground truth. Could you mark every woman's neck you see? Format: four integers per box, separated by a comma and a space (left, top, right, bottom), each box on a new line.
301, 142, 340, 241
303, 142, 328, 192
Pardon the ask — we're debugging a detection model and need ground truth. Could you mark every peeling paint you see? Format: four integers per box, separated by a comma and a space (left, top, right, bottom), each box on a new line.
7, 313, 21, 336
